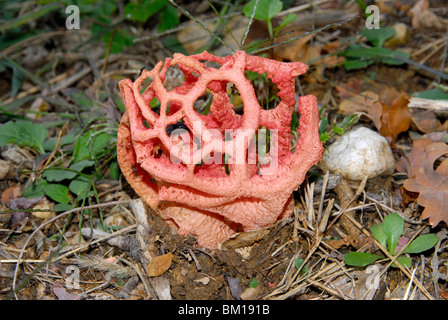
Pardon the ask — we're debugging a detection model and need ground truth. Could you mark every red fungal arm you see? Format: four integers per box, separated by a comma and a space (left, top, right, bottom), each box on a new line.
117, 50, 323, 249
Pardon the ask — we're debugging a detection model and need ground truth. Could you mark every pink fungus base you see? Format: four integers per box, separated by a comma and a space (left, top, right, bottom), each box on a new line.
117, 50, 323, 249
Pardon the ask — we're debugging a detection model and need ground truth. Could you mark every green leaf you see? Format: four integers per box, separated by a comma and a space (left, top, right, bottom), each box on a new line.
294, 258, 308, 275
342, 46, 410, 66
339, 114, 359, 128
344, 252, 382, 267
343, 58, 375, 70
69, 176, 91, 196
109, 161, 120, 180
54, 203, 75, 212
71, 160, 95, 172
43, 160, 94, 182
273, 13, 296, 35
11, 64, 24, 97
45, 184, 71, 204
361, 27, 395, 47
103, 29, 135, 54
403, 234, 439, 254
43, 131, 76, 152
0, 120, 48, 154
383, 213, 404, 255
91, 132, 113, 156
158, 4, 179, 32
249, 278, 259, 288
43, 168, 76, 182
319, 116, 328, 135
1, 3, 61, 32
370, 223, 387, 248
243, 0, 283, 22
23, 179, 48, 198
73, 131, 113, 162
124, 0, 167, 22
70, 89, 94, 109
393, 256, 412, 268
414, 88, 448, 100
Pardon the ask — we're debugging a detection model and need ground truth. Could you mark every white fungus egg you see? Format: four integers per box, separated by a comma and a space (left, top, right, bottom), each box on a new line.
322, 126, 395, 181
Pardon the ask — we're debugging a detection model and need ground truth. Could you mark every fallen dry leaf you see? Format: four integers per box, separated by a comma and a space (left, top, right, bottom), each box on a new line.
30, 197, 55, 219
396, 138, 448, 226
338, 90, 379, 115
410, 0, 443, 30
52, 283, 82, 300
1, 186, 21, 204
5, 196, 42, 210
410, 0, 428, 29
147, 252, 173, 277
274, 28, 312, 62
325, 236, 355, 250
411, 110, 448, 133
369, 93, 412, 144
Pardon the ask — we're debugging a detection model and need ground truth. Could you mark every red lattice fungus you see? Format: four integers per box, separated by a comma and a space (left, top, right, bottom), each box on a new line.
117, 50, 323, 249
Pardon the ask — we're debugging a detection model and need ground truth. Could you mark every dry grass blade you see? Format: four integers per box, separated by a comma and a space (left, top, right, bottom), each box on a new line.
241, 0, 259, 48
168, 0, 235, 53
77, 255, 136, 278
248, 15, 360, 55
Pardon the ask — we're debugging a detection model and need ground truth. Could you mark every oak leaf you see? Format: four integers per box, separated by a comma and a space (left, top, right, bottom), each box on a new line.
396, 139, 448, 226
369, 93, 411, 144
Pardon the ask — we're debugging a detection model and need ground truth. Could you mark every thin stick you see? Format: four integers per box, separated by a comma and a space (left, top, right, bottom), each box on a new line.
168, 0, 235, 53
241, 0, 259, 48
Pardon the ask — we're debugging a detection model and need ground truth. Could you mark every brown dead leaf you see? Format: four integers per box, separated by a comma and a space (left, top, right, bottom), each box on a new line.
1, 186, 21, 204
399, 185, 419, 209
410, 0, 428, 29
410, 0, 443, 30
368, 93, 412, 143
412, 110, 439, 133
147, 252, 173, 277
411, 110, 448, 133
338, 91, 379, 115
273, 28, 312, 62
325, 236, 355, 250
336, 78, 365, 101
31, 197, 55, 219
52, 283, 82, 300
336, 78, 382, 115
396, 139, 448, 226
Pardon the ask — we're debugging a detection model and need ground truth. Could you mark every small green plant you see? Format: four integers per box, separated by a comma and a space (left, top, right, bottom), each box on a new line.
0, 88, 121, 231
344, 213, 439, 268
0, 120, 48, 154
249, 277, 259, 288
23, 125, 117, 212
339, 27, 410, 70
318, 112, 359, 144
243, 0, 297, 46
294, 258, 309, 276
89, 0, 180, 54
